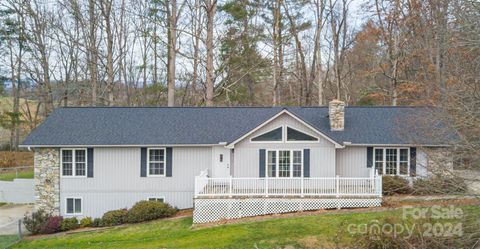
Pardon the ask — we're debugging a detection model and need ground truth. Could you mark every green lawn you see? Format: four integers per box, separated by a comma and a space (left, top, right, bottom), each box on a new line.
0, 235, 20, 249
0, 170, 34, 181
12, 205, 480, 249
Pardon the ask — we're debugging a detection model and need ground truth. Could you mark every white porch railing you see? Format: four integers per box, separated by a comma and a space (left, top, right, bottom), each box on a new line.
195, 173, 382, 198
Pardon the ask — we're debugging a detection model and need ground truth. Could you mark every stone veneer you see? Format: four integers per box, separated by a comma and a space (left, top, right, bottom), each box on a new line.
422, 147, 454, 176
34, 148, 60, 215
329, 99, 345, 131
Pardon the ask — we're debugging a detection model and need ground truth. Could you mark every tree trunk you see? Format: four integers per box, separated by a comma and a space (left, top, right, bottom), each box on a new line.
100, 0, 115, 106
205, 0, 217, 106
272, 0, 282, 106
167, 0, 177, 107
88, 0, 98, 106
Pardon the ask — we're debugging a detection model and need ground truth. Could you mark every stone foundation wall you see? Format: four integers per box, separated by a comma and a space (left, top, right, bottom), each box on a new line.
34, 148, 60, 215
422, 147, 453, 176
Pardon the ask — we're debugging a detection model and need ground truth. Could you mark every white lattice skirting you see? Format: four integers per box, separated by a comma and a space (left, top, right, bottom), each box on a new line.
193, 198, 382, 223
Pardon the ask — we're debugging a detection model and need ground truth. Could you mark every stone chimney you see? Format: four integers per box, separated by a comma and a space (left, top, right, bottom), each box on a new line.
329, 99, 345, 131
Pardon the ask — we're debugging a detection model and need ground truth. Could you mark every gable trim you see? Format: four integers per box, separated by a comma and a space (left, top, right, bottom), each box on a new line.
227, 109, 343, 148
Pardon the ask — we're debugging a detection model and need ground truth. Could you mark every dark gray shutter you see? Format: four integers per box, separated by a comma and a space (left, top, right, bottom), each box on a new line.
140, 148, 147, 177
259, 149, 266, 177
166, 147, 173, 177
367, 147, 373, 168
410, 147, 416, 177
87, 148, 94, 178
303, 149, 310, 177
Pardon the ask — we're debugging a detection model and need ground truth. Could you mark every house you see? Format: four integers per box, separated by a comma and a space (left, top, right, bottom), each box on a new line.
21, 100, 456, 223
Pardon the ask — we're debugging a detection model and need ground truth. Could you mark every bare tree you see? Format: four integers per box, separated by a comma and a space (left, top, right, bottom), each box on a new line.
203, 0, 216, 106
374, 0, 408, 106
166, 0, 178, 106
99, 0, 115, 105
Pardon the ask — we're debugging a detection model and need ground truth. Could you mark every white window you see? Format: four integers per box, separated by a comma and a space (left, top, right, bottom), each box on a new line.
148, 148, 166, 176
148, 197, 165, 203
374, 148, 410, 176
66, 197, 82, 215
61, 149, 87, 177
266, 149, 303, 178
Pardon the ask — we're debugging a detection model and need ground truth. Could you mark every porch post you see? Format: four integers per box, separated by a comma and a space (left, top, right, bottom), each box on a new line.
265, 177, 269, 197
194, 176, 197, 197
229, 176, 233, 197
336, 175, 340, 197
301, 177, 304, 197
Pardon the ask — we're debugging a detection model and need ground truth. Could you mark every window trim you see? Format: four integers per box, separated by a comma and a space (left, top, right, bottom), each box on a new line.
65, 197, 82, 215
373, 147, 410, 176
147, 197, 165, 203
250, 126, 284, 143
147, 148, 166, 177
285, 126, 319, 143
60, 148, 88, 178
265, 149, 303, 178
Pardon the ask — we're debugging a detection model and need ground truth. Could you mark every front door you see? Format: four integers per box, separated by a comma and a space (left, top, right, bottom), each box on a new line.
212, 146, 231, 178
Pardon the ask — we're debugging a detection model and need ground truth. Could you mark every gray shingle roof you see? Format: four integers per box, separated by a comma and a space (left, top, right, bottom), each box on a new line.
22, 106, 458, 146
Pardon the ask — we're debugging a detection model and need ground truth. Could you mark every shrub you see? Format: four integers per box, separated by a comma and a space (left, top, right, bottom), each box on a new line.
23, 209, 50, 235
92, 218, 103, 227
413, 176, 467, 195
80, 217, 93, 228
127, 200, 177, 223
382, 176, 412, 195
61, 217, 79, 231
102, 209, 128, 226
39, 216, 63, 234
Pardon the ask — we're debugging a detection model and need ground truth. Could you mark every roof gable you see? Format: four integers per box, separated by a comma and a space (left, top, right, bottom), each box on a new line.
227, 110, 342, 148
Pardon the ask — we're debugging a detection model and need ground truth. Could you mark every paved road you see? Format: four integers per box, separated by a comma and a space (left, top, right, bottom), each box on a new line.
0, 204, 33, 235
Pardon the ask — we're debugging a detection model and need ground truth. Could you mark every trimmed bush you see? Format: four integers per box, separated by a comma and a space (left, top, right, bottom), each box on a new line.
102, 209, 128, 226
382, 176, 412, 195
92, 218, 103, 227
40, 216, 63, 234
413, 176, 467, 195
127, 200, 177, 223
23, 209, 50, 235
80, 217, 93, 228
61, 217, 79, 231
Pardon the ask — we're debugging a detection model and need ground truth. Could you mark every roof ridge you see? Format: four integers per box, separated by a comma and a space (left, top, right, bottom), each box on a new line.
58, 105, 434, 109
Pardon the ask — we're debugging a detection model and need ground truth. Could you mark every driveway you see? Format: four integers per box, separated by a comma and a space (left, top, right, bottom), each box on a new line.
455, 170, 480, 195
0, 204, 33, 235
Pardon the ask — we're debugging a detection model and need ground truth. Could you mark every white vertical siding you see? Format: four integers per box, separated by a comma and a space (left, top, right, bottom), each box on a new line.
336, 147, 370, 177
60, 147, 211, 218
233, 113, 336, 178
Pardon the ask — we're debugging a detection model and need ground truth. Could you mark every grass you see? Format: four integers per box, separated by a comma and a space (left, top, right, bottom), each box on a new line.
0, 235, 20, 249
0, 170, 34, 181
12, 205, 480, 249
